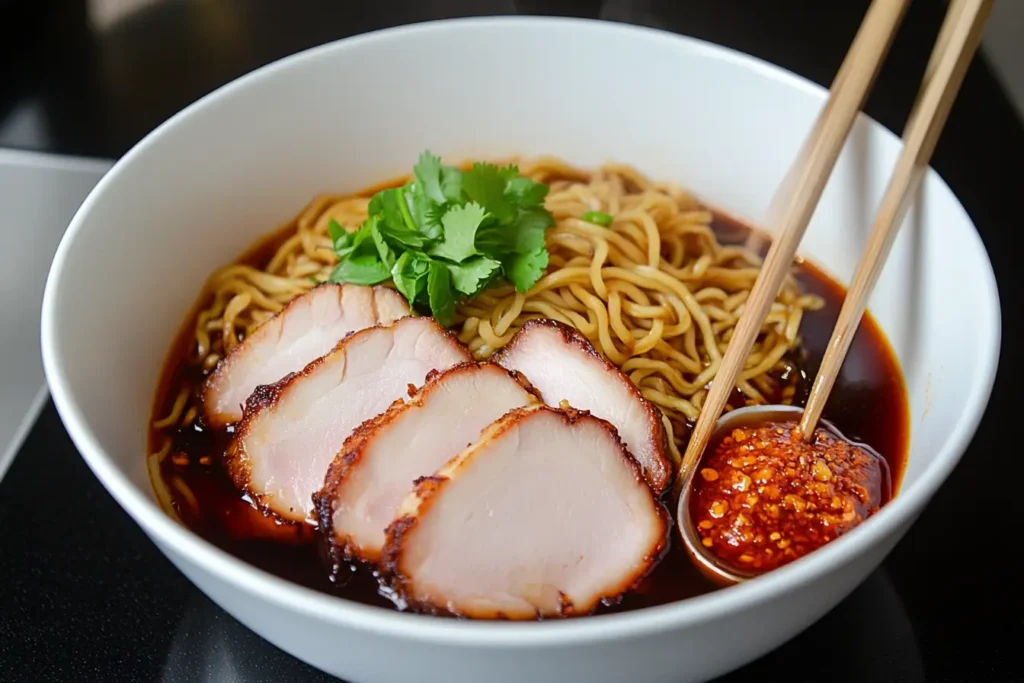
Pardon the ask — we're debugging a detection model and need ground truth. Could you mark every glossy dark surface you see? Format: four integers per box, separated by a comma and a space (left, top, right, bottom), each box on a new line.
1, 1, 1020, 681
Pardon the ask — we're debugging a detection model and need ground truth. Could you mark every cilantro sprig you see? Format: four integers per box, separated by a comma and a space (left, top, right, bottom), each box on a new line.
328, 152, 555, 326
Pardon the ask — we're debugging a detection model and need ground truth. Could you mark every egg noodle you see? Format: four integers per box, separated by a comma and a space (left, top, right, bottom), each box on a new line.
150, 157, 822, 493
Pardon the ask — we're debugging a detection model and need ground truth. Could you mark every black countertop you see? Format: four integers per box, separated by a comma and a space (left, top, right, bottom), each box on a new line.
1, 1, 1020, 681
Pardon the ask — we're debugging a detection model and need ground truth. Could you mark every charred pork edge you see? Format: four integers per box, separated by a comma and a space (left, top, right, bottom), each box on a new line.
493, 318, 673, 493
313, 393, 407, 568
202, 283, 411, 429
314, 361, 541, 568
202, 282, 345, 429
380, 404, 671, 619
223, 316, 462, 525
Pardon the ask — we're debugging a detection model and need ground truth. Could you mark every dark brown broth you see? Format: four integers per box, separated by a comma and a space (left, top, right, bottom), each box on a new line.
150, 213, 909, 615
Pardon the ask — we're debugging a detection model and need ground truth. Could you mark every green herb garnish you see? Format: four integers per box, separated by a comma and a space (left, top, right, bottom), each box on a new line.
580, 211, 613, 227
328, 151, 555, 326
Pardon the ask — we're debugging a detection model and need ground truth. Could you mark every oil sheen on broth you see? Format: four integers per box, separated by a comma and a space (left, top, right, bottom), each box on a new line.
150, 213, 909, 614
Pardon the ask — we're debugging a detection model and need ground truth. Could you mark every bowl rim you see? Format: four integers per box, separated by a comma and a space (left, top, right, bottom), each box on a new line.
40, 15, 1001, 647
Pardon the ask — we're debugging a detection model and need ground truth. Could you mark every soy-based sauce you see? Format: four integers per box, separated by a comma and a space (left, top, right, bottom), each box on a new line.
150, 213, 909, 614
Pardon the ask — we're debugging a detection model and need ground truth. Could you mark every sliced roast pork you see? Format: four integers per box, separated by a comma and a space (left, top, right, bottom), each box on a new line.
224, 316, 471, 524
382, 405, 668, 619
203, 283, 410, 428
315, 362, 539, 563
494, 319, 672, 493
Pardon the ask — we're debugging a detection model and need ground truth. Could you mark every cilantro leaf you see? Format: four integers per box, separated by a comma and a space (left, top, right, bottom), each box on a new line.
508, 207, 554, 252
379, 188, 411, 233
462, 163, 514, 223
581, 211, 613, 227
333, 221, 374, 259
430, 202, 487, 262
498, 164, 520, 181
378, 222, 430, 249
414, 151, 446, 204
505, 177, 549, 208
370, 218, 396, 269
329, 253, 390, 285
449, 256, 501, 296
330, 151, 557, 326
378, 212, 430, 249
475, 206, 552, 254
330, 219, 389, 284
440, 166, 463, 202
504, 246, 549, 293
391, 251, 430, 304
410, 189, 443, 242
427, 260, 456, 326
367, 193, 382, 216
327, 219, 348, 250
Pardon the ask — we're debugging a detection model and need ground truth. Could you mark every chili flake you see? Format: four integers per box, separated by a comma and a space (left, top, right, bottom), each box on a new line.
690, 421, 890, 575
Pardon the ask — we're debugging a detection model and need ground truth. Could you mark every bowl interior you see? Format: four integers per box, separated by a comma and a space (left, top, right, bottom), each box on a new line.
42, 18, 998, 624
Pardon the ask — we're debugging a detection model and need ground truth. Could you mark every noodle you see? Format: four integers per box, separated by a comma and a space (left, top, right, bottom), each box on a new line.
153, 158, 822, 468
147, 437, 181, 521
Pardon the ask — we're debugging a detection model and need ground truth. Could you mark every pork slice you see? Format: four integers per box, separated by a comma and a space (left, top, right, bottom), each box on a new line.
224, 316, 470, 524
494, 319, 672, 493
203, 283, 410, 428
382, 405, 668, 619
373, 286, 412, 323
315, 362, 538, 563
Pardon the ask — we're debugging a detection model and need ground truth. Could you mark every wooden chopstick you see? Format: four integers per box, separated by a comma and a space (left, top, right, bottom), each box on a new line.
677, 0, 909, 480
798, 0, 994, 438
761, 0, 912, 238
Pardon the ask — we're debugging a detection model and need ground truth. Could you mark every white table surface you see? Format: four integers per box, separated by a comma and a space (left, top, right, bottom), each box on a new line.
0, 148, 113, 483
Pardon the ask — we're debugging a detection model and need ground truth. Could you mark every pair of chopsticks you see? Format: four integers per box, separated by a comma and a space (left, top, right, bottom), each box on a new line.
679, 0, 993, 478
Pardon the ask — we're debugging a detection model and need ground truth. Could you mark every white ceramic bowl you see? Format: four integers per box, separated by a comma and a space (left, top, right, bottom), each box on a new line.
41, 17, 1000, 683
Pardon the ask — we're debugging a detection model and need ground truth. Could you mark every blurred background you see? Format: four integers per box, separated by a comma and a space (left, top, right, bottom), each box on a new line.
2, 0, 1022, 157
